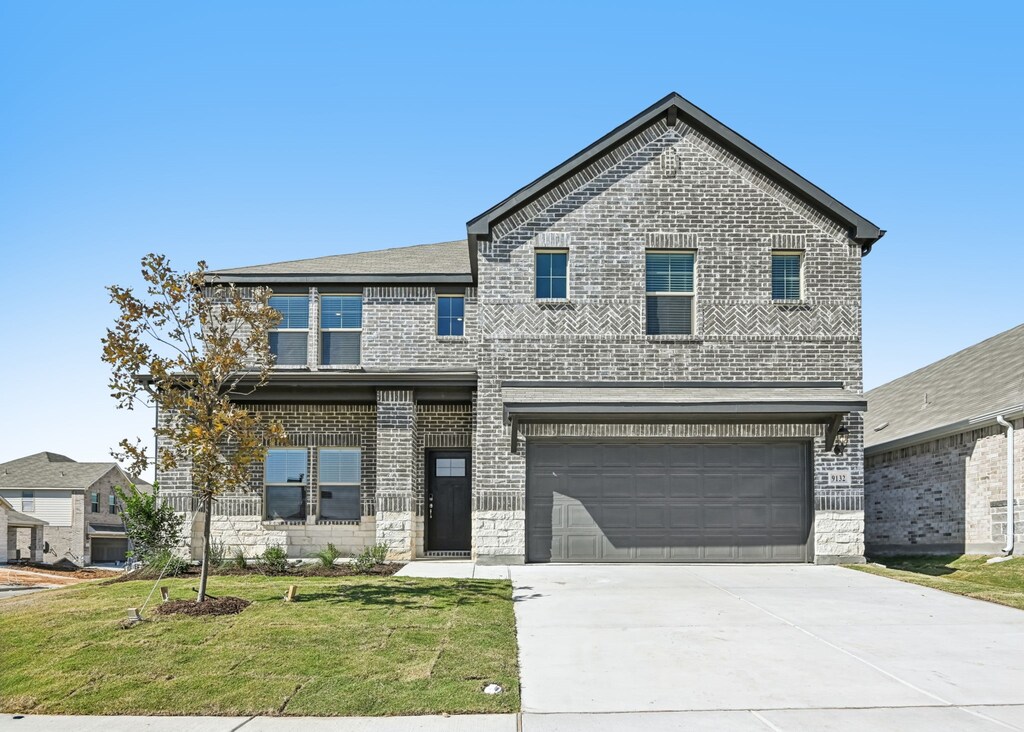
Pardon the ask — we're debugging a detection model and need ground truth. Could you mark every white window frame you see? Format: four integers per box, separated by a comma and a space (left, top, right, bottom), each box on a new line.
22, 490, 34, 512
645, 249, 697, 336
108, 493, 118, 514
317, 448, 361, 522
771, 250, 804, 302
319, 293, 362, 367
90, 492, 99, 513
268, 295, 310, 367
534, 248, 570, 301
263, 448, 308, 522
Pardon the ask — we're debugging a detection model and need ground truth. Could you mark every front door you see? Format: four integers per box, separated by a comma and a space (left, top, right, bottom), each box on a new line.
427, 450, 471, 552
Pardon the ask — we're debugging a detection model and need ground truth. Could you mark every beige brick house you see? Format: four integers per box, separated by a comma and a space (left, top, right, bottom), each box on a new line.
160, 93, 884, 565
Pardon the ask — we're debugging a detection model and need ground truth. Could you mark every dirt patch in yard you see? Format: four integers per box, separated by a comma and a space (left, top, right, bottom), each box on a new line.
152, 596, 251, 617
22, 562, 119, 580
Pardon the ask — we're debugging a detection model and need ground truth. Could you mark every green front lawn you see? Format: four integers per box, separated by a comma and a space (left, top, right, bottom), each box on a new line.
0, 575, 520, 716
850, 555, 1024, 611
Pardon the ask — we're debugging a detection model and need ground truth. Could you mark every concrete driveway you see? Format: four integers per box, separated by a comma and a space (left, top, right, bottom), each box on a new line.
510, 564, 1024, 729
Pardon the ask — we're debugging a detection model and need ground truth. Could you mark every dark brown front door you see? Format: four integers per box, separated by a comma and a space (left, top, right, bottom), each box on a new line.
427, 450, 471, 552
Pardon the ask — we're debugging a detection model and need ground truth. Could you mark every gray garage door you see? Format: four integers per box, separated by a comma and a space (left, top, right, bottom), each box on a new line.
526, 441, 811, 563
91, 538, 129, 563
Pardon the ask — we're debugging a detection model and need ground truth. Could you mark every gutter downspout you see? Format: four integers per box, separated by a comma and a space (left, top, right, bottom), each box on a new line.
996, 415, 1015, 557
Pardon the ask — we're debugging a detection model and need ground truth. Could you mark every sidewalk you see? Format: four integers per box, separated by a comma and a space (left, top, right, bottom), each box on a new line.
7, 707, 1024, 731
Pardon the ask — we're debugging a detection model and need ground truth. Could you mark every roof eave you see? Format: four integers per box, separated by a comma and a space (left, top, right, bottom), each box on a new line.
205, 272, 474, 285
865, 403, 1024, 455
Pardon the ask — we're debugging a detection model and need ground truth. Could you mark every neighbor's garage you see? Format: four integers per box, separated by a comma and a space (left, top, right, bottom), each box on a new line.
526, 441, 812, 563
90, 537, 129, 563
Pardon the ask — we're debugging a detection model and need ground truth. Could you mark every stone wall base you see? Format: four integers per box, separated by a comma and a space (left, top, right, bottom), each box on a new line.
473, 509, 526, 561
815, 554, 866, 565
814, 509, 865, 560
184, 513, 377, 560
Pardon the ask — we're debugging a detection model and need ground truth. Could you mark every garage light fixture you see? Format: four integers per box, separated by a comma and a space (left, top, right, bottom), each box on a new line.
832, 426, 849, 455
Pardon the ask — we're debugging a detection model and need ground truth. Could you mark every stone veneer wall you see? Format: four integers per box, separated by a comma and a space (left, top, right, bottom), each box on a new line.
473, 117, 866, 564
865, 417, 1023, 554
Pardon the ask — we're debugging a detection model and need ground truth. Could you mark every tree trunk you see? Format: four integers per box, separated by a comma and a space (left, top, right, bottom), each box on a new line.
197, 495, 213, 602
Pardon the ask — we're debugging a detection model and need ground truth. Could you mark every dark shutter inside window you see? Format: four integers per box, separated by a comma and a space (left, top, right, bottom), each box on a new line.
269, 331, 308, 365
321, 332, 361, 365
265, 486, 305, 521
646, 296, 693, 335
319, 486, 360, 521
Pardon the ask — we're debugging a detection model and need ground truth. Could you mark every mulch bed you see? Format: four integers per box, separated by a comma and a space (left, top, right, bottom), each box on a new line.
109, 561, 403, 584
152, 596, 251, 617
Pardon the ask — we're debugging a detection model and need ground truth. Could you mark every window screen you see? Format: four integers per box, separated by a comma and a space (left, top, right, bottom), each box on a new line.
646, 251, 695, 335
268, 296, 309, 365
264, 449, 307, 521
320, 295, 362, 365
437, 295, 465, 336
318, 449, 360, 521
535, 251, 568, 299
772, 253, 802, 300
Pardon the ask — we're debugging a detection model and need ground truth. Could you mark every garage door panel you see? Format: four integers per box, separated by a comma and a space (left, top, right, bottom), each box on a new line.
565, 473, 601, 498
601, 473, 635, 499
527, 441, 811, 563
636, 474, 668, 498
635, 505, 666, 529
669, 473, 701, 498
703, 444, 736, 467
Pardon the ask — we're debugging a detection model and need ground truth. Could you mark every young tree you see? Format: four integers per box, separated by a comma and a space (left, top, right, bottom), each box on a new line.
102, 254, 286, 601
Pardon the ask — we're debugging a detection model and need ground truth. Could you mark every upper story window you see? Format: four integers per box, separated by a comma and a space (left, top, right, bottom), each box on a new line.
90, 492, 99, 513
535, 249, 568, 299
22, 490, 34, 512
437, 295, 465, 337
109, 494, 118, 514
264, 448, 307, 521
268, 295, 309, 366
318, 448, 361, 521
771, 252, 803, 301
320, 295, 362, 365
646, 251, 695, 335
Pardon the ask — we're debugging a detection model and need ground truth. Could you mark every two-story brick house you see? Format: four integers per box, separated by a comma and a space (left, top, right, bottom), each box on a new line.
159, 93, 884, 565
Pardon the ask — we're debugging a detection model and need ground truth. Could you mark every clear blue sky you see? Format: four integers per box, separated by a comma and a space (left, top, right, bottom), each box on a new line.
1, 1, 1021, 474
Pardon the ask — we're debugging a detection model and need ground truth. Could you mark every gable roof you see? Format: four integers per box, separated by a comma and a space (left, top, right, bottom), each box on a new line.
467, 92, 885, 255
865, 323, 1024, 453
0, 452, 123, 490
208, 240, 472, 285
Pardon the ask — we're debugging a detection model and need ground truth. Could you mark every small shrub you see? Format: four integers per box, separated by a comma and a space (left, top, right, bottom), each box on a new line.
135, 549, 189, 578
315, 543, 342, 568
208, 540, 228, 568
259, 546, 289, 573
230, 549, 248, 570
353, 542, 389, 574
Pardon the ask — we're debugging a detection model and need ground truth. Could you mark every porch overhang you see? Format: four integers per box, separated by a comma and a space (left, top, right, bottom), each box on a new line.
501, 381, 866, 452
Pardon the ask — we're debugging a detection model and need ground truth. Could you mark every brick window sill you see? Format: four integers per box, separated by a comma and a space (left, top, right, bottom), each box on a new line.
645, 335, 704, 343
261, 519, 307, 526
315, 519, 362, 526
771, 300, 810, 310
318, 364, 363, 370
536, 298, 572, 307
436, 335, 467, 343
272, 365, 311, 371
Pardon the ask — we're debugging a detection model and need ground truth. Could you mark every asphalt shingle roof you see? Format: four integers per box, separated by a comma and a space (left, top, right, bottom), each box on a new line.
0, 452, 120, 490
865, 323, 1024, 450
209, 239, 471, 279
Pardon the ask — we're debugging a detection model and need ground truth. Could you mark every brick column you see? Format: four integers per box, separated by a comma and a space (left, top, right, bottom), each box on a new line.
30, 526, 44, 563
375, 389, 416, 559
0, 508, 7, 563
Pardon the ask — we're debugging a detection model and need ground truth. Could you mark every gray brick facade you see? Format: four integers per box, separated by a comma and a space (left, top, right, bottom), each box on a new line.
865, 418, 1023, 554
161, 94, 880, 564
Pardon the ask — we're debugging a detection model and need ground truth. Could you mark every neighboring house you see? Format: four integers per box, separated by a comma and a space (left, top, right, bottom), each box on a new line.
159, 92, 884, 565
0, 452, 141, 565
1, 495, 47, 564
865, 324, 1023, 555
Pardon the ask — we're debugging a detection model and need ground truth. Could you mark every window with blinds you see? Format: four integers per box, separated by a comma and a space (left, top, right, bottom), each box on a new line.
264, 449, 307, 521
645, 251, 695, 335
318, 449, 361, 521
535, 250, 568, 299
771, 252, 802, 301
268, 295, 309, 366
320, 295, 362, 365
